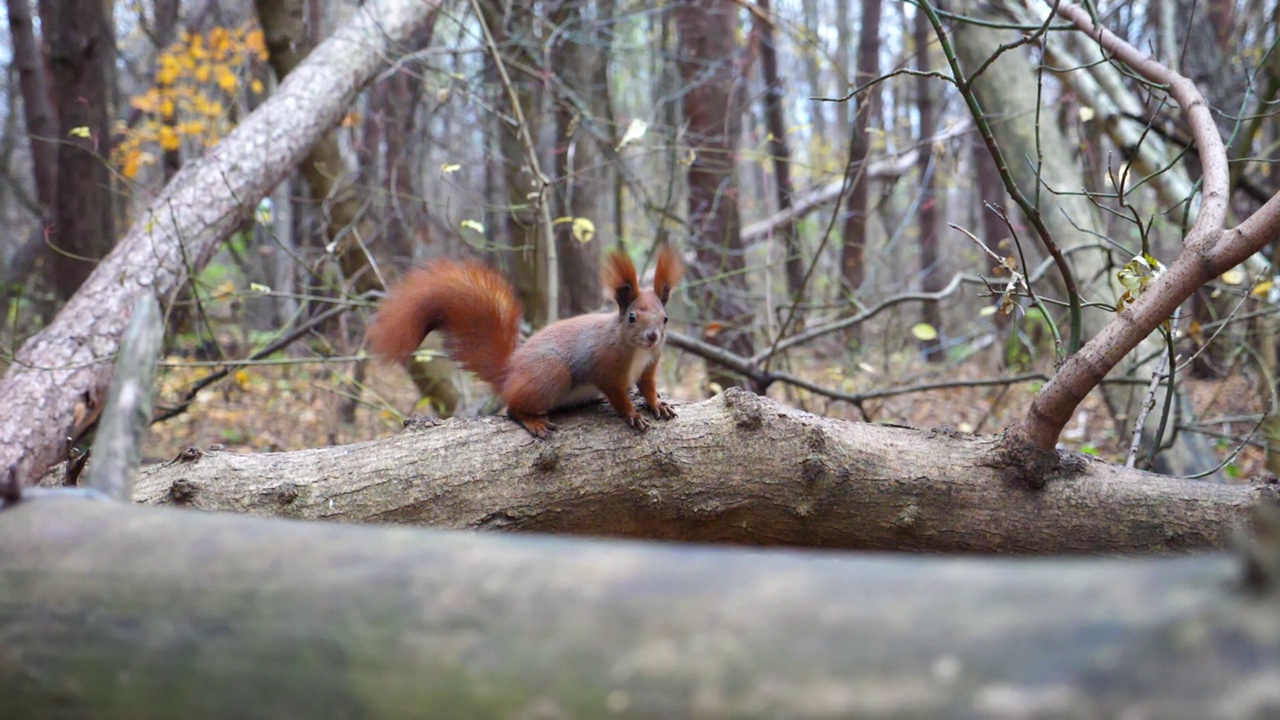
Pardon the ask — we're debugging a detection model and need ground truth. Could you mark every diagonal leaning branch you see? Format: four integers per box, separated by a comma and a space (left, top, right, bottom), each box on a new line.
1007, 2, 1280, 458
0, 0, 441, 487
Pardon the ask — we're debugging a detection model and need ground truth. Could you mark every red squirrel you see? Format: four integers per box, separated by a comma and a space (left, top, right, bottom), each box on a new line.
367, 246, 684, 438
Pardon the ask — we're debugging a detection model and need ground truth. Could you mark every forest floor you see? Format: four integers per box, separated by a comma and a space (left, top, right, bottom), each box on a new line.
145, 342, 1268, 481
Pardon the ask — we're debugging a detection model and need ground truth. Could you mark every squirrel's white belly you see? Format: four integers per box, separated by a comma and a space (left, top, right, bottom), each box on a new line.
556, 383, 604, 409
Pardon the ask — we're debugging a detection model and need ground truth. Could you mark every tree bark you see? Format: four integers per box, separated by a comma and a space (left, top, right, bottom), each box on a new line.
756, 0, 804, 301
0, 0, 443, 487
5, 0, 56, 212
124, 391, 1276, 555
798, 0, 828, 141
479, 0, 552, 326
254, 0, 459, 414
39, 0, 118, 299
838, 0, 882, 296
675, 0, 755, 387
916, 6, 943, 362
2, 494, 1277, 719
547, 0, 605, 317
152, 0, 183, 181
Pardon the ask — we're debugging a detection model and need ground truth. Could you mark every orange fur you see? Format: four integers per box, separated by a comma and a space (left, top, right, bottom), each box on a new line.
368, 246, 683, 437
368, 261, 520, 389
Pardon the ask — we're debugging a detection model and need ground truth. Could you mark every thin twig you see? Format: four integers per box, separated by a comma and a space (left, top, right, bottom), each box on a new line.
1126, 350, 1168, 468
469, 0, 559, 320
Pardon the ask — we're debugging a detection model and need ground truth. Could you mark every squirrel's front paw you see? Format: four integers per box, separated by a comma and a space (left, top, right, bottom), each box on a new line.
650, 402, 676, 420
626, 414, 651, 432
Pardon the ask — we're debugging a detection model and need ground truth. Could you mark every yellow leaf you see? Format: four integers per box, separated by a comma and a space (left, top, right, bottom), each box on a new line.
121, 149, 143, 179
210, 27, 230, 54
245, 29, 268, 59
552, 216, 596, 243
195, 64, 212, 83
250, 79, 265, 94
1078, 106, 1095, 122
234, 368, 252, 388
571, 217, 595, 244
130, 90, 160, 113
341, 111, 361, 128
460, 219, 485, 234
440, 163, 462, 175
249, 282, 271, 294
158, 55, 182, 86
911, 323, 939, 341
708, 382, 724, 395
159, 126, 180, 151
69, 126, 91, 138
1251, 280, 1273, 297
216, 66, 238, 94
160, 97, 176, 119
1116, 253, 1165, 304
1221, 268, 1245, 286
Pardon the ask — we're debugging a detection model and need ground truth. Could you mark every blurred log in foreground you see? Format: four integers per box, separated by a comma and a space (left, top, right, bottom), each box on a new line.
1, 494, 1278, 719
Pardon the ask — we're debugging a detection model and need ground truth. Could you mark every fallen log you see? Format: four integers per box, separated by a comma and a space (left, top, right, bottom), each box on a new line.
132, 390, 1276, 554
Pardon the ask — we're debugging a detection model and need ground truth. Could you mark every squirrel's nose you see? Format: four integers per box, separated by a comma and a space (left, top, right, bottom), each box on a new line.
646, 330, 659, 344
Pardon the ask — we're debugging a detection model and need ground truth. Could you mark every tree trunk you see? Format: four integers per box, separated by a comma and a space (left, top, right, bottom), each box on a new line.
153, 0, 183, 181
757, 0, 804, 302
39, 0, 118, 299
798, 0, 828, 142
838, 0, 882, 297
915, 6, 943, 362
547, 0, 605, 317
0, 0, 443, 487
480, 0, 551, 326
675, 0, 755, 388
833, 0, 851, 132
123, 391, 1275, 555
5, 0, 56, 212
2, 494, 1277, 719
254, 0, 458, 414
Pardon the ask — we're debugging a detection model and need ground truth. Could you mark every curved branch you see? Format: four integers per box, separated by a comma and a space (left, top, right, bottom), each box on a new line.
1009, 1, 1280, 457
1053, 2, 1228, 237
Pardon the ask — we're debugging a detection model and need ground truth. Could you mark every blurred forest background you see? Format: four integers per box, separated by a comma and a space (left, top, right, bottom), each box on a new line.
1, 0, 1277, 478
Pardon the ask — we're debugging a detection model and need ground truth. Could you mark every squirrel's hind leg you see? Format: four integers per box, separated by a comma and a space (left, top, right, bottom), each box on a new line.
509, 411, 557, 438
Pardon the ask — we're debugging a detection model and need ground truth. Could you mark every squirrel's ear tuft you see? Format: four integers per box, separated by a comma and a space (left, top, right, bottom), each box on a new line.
603, 250, 639, 313
653, 244, 684, 304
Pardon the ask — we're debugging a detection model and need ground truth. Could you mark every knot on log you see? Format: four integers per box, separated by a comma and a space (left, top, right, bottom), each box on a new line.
990, 429, 1086, 491
720, 387, 765, 430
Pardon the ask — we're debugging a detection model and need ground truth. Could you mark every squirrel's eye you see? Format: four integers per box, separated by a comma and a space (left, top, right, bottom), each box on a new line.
663, 316, 669, 324
628, 312, 637, 324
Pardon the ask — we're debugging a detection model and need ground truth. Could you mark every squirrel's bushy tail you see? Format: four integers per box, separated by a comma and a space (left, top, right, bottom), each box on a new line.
367, 260, 521, 390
